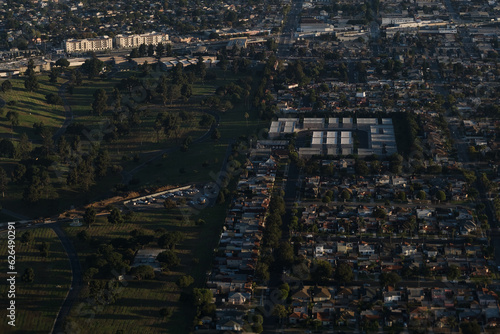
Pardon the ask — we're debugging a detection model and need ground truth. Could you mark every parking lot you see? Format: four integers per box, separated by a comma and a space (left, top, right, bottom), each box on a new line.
126, 185, 215, 211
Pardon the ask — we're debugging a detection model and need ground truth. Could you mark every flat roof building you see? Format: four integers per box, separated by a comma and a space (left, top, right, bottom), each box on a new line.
65, 36, 113, 53
115, 32, 169, 49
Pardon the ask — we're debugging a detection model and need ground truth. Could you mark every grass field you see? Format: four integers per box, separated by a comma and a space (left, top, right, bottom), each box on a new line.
0, 76, 65, 138
0, 66, 267, 332
62, 204, 227, 334
128, 69, 268, 189
0, 227, 71, 333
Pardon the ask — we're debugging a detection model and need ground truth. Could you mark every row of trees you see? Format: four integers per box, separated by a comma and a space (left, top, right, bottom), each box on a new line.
129, 42, 173, 58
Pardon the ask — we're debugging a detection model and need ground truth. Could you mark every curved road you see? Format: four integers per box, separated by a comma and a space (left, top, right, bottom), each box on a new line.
51, 223, 83, 334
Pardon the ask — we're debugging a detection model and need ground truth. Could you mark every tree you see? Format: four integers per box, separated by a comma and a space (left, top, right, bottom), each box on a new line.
6, 111, 19, 133
272, 304, 288, 323
139, 43, 147, 56
436, 190, 446, 202
255, 262, 270, 281
447, 264, 460, 281
277, 241, 294, 268
22, 268, 35, 283
192, 288, 214, 316
159, 307, 173, 318
312, 260, 333, 283
182, 136, 192, 151
147, 44, 155, 57
176, 275, 194, 288
380, 272, 401, 287
460, 321, 481, 334
0, 166, 8, 197
111, 87, 122, 111
130, 48, 139, 58
158, 231, 185, 250
340, 189, 351, 201
49, 67, 59, 83
24, 59, 39, 92
335, 262, 354, 283
81, 56, 104, 79
77, 230, 90, 242
56, 135, 70, 160
156, 43, 165, 57
95, 149, 110, 177
166, 84, 181, 105
219, 100, 233, 112
157, 250, 180, 268
39, 241, 49, 257
20, 231, 34, 244
278, 283, 290, 300
108, 207, 124, 224
417, 190, 427, 200
1, 80, 12, 92
163, 113, 180, 138
83, 206, 96, 228
12, 164, 26, 184
211, 128, 220, 141
22, 167, 50, 204
355, 160, 370, 176
83, 267, 99, 281
180, 83, 192, 100
55, 58, 70, 68
0, 139, 15, 158
67, 155, 95, 190
92, 89, 107, 116
196, 55, 206, 82
16, 133, 31, 159
130, 265, 155, 280
45, 93, 62, 105
252, 324, 263, 333
244, 112, 249, 126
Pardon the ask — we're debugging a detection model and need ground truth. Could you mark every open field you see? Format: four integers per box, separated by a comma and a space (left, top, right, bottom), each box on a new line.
0, 66, 266, 333
0, 76, 65, 138
0, 227, 71, 333
62, 204, 227, 334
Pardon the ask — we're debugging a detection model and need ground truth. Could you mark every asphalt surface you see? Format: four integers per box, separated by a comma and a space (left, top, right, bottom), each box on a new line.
51, 223, 83, 334
1, 208, 30, 221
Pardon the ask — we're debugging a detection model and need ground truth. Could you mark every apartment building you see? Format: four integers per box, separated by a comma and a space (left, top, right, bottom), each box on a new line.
114, 32, 169, 49
64, 36, 113, 52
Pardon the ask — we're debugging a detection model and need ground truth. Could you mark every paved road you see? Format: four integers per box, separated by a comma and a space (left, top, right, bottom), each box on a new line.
53, 81, 74, 142
1, 208, 30, 221
299, 199, 468, 209
51, 223, 83, 334
277, 0, 303, 58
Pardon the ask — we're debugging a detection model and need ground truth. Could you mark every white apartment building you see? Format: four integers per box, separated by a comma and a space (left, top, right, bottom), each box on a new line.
114, 32, 169, 49
65, 36, 113, 53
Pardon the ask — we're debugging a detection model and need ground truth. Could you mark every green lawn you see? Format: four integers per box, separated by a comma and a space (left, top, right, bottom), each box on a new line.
62, 204, 227, 334
0, 76, 65, 138
128, 70, 268, 189
0, 227, 71, 334
0, 66, 268, 332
